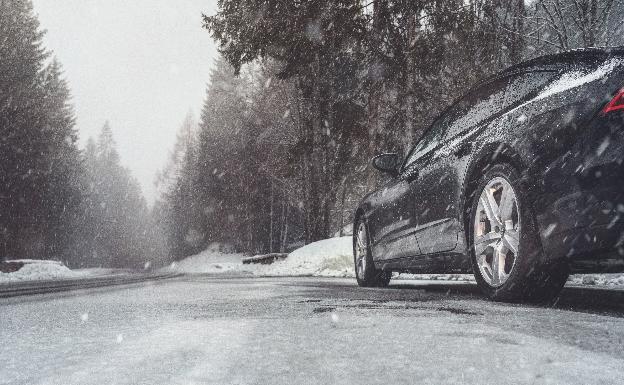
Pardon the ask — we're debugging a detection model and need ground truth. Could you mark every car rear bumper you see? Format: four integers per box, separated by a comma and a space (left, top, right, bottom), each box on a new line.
541, 221, 624, 273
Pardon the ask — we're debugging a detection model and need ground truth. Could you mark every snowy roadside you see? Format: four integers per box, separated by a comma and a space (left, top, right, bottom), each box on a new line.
0, 261, 131, 284
170, 237, 624, 289
168, 238, 354, 278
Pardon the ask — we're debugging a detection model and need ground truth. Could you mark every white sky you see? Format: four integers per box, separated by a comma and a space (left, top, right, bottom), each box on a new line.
32, 0, 219, 203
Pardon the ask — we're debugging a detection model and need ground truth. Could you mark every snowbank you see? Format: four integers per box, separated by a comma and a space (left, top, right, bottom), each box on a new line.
170, 237, 354, 277
0, 261, 84, 283
170, 244, 252, 275
257, 237, 354, 277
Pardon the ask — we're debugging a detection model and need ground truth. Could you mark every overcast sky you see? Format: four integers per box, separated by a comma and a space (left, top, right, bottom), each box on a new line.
32, 0, 219, 203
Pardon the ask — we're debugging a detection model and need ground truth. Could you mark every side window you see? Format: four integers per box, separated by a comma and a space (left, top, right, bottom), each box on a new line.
404, 119, 446, 166
403, 84, 482, 167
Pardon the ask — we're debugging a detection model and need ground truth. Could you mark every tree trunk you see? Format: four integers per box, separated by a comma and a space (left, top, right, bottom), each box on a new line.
269, 180, 274, 253
338, 178, 347, 236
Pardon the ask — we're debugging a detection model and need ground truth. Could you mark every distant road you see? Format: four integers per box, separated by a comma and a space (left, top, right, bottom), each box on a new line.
0, 272, 180, 298
2, 276, 624, 385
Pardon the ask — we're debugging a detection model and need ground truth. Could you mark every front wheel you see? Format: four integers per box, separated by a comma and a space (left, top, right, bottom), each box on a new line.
354, 219, 391, 287
469, 163, 568, 303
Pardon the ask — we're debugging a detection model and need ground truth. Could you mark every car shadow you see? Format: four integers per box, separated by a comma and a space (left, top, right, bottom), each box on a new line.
387, 280, 624, 316
554, 286, 624, 316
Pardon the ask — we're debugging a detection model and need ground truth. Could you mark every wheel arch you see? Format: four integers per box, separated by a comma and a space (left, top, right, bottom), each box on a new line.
461, 142, 528, 244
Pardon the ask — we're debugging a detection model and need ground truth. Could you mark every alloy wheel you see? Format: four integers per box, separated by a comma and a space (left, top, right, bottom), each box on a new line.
355, 222, 367, 279
473, 177, 521, 287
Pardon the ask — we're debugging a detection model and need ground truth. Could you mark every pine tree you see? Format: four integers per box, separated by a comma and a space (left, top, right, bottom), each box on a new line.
156, 112, 201, 258
71, 123, 153, 268
38, 59, 82, 258
0, 0, 82, 260
0, 0, 47, 258
204, 1, 368, 242
155, 111, 197, 199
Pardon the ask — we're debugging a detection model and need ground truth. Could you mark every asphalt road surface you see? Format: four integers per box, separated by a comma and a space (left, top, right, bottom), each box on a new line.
2, 275, 624, 385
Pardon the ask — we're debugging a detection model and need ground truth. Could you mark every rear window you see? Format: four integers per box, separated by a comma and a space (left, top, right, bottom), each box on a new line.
502, 70, 559, 109
443, 70, 558, 141
442, 77, 509, 141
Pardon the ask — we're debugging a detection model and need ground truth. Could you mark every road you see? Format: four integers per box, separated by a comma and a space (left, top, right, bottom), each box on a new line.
2, 275, 624, 385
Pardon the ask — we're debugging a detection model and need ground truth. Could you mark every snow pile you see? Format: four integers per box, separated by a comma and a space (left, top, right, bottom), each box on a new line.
0, 261, 84, 283
172, 237, 354, 277
169, 243, 251, 275
257, 237, 354, 277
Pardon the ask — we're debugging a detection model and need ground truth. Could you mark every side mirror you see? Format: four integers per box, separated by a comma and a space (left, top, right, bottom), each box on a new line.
371, 153, 400, 177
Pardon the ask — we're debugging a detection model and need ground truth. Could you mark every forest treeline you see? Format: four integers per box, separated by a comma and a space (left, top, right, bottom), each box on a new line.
156, 0, 624, 259
3, 0, 624, 266
1, 0, 164, 267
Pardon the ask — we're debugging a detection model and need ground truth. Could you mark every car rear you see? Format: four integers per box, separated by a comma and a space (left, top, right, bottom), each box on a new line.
532, 49, 624, 272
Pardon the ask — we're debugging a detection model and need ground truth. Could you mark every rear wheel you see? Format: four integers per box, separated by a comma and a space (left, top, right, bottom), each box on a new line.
469, 163, 568, 303
354, 219, 391, 287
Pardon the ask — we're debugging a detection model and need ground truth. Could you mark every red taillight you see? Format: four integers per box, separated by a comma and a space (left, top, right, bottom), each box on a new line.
603, 88, 624, 114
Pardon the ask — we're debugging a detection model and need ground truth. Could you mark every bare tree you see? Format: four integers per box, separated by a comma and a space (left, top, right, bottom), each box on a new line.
528, 0, 621, 53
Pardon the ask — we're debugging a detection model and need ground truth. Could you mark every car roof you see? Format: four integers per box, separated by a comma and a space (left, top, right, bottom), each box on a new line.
460, 47, 624, 104
407, 47, 624, 161
494, 46, 624, 79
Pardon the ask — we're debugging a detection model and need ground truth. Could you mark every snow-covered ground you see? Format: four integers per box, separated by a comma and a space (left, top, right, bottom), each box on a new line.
170, 238, 354, 277
171, 237, 624, 289
170, 243, 252, 275
0, 261, 84, 283
258, 237, 354, 277
4, 275, 624, 385
0, 261, 129, 284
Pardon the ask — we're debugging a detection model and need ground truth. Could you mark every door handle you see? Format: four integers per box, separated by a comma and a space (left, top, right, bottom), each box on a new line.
453, 142, 472, 158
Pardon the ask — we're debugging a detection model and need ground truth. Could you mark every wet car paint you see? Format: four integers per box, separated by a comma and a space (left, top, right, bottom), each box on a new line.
356, 48, 624, 274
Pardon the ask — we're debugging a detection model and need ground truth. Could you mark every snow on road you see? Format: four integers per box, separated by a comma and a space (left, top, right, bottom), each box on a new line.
2, 277, 624, 385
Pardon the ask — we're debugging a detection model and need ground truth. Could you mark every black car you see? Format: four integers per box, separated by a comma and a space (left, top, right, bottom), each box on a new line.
354, 47, 624, 302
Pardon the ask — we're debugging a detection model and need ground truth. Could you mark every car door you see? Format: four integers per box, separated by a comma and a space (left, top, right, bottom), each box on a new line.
367, 112, 456, 261
367, 166, 422, 262
408, 77, 510, 255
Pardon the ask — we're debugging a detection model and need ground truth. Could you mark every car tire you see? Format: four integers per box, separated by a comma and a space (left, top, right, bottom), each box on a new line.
468, 163, 569, 303
354, 218, 391, 288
